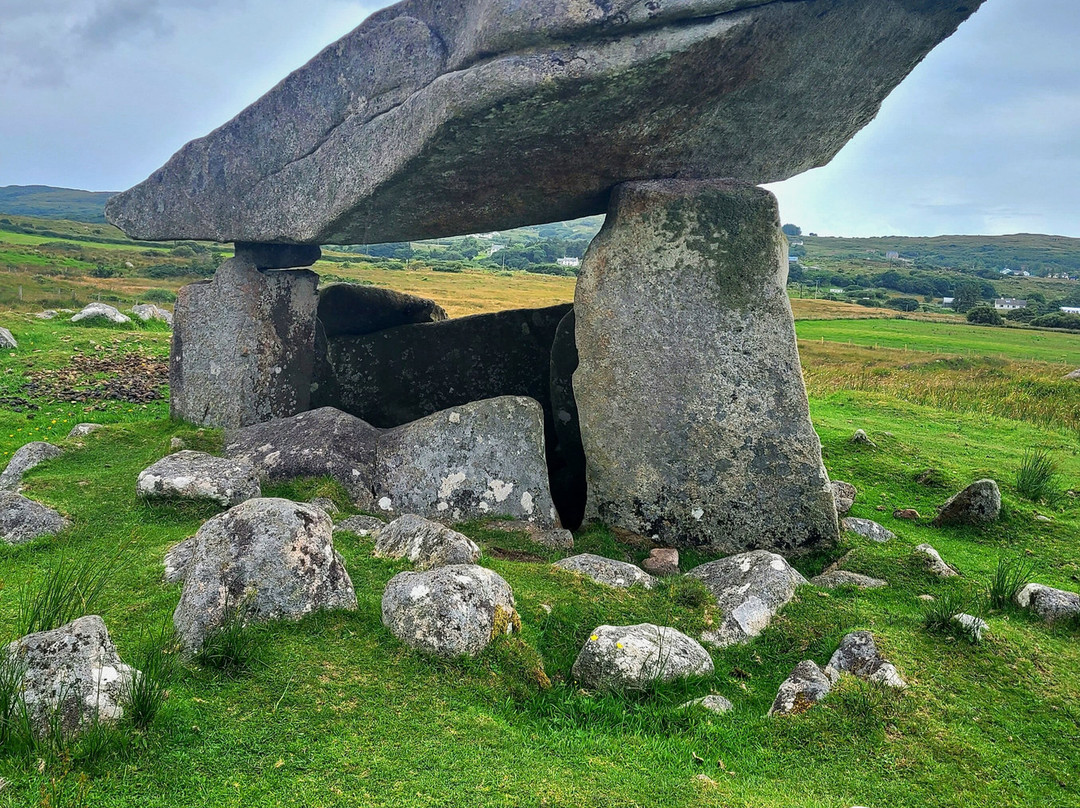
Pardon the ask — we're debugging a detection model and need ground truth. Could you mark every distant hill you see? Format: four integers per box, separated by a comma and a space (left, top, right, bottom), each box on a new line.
0, 185, 116, 224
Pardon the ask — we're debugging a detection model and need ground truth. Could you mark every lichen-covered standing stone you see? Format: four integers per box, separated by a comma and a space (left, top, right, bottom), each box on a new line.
170, 256, 318, 428
374, 514, 481, 569
571, 624, 714, 690
554, 553, 656, 590
932, 479, 1001, 526
574, 180, 837, 554
5, 616, 137, 737
173, 498, 357, 651
136, 450, 261, 507
376, 396, 558, 526
825, 631, 906, 688
381, 565, 518, 658
687, 550, 807, 648
768, 660, 832, 716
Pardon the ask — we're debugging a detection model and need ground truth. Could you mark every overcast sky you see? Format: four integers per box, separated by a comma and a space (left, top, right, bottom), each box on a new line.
1, 0, 1076, 238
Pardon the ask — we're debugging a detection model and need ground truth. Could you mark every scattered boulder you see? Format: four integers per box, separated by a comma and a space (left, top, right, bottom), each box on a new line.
317, 283, 446, 338
67, 423, 103, 439
554, 553, 656, 590
5, 616, 137, 737
830, 481, 856, 516
308, 497, 339, 516
932, 479, 1001, 527
842, 517, 895, 543
377, 396, 558, 526
131, 303, 173, 325
810, 569, 887, 589
1015, 583, 1080, 623
952, 613, 988, 641
0, 492, 69, 544
173, 498, 357, 651
0, 326, 16, 348
374, 514, 481, 569
333, 515, 386, 537
768, 660, 831, 717
381, 564, 518, 658
913, 543, 959, 578
641, 548, 680, 577
136, 450, 261, 507
163, 536, 196, 584
34, 310, 57, 320
892, 508, 920, 520
680, 694, 733, 715
687, 551, 808, 648
1064, 368, 1080, 381
225, 407, 379, 508
850, 429, 877, 448
825, 631, 906, 689
575, 181, 838, 555
571, 624, 713, 690
0, 441, 63, 492
479, 519, 574, 550
71, 302, 131, 324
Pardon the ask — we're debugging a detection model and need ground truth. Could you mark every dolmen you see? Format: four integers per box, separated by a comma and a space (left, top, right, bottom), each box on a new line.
104, 0, 983, 557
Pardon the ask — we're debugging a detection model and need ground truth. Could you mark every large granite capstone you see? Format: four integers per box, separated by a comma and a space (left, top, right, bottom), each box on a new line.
106, 0, 982, 244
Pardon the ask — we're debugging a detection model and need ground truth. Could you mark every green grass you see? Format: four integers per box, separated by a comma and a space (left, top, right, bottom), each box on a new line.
0, 309, 1078, 806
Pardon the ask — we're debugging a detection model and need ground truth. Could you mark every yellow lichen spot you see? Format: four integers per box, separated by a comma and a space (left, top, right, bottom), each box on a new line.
616, 642, 623, 649
590, 634, 598, 642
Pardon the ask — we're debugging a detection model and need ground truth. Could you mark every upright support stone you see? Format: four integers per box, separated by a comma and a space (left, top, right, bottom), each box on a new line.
170, 255, 318, 428
574, 179, 838, 555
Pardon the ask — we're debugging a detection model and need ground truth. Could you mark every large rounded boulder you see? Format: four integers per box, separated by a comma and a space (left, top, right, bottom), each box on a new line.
572, 624, 713, 690
173, 498, 357, 651
381, 565, 518, 658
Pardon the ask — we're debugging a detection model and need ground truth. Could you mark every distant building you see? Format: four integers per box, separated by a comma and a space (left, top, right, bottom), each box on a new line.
885, 251, 900, 260
1061, 307, 1080, 314
829, 288, 844, 294
486, 245, 505, 257
999, 268, 1013, 275
556, 257, 581, 268
994, 298, 1027, 310
942, 297, 955, 307
788, 255, 799, 263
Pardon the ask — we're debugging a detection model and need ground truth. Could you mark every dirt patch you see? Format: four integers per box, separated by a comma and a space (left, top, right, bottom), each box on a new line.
22, 353, 168, 405
485, 547, 545, 563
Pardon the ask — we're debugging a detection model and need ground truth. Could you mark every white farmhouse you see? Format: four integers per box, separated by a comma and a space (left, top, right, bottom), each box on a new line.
556, 257, 581, 268
994, 298, 1027, 311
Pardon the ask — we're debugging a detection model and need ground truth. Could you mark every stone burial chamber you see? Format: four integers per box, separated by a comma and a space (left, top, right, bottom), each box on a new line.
104, 0, 983, 552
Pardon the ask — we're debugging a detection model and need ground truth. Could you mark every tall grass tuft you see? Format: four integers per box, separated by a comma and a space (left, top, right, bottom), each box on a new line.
1015, 448, 1061, 505
987, 555, 1035, 610
922, 591, 982, 642
16, 549, 118, 637
194, 598, 261, 678
125, 622, 179, 730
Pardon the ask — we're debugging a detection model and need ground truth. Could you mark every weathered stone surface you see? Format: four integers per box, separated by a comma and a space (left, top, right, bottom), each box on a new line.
376, 396, 558, 526
1015, 583, 1080, 623
572, 624, 713, 690
687, 551, 808, 648
1065, 368, 1080, 381
224, 406, 379, 507
850, 429, 877, 447
136, 451, 261, 507
163, 536, 197, 584
67, 423, 103, 438
810, 569, 887, 589
548, 308, 586, 529
5, 616, 137, 737
642, 548, 680, 577
0, 326, 16, 348
375, 514, 481, 569
106, 0, 981, 244
952, 613, 988, 641
842, 517, 895, 543
131, 303, 173, 325
333, 514, 386, 536
318, 283, 447, 338
913, 543, 959, 578
170, 257, 318, 428
932, 479, 1001, 526
680, 694, 733, 714
0, 441, 63, 492
479, 519, 574, 550
174, 498, 357, 651
768, 660, 831, 716
554, 553, 656, 590
381, 564, 518, 657
893, 508, 920, 520
575, 180, 837, 554
71, 302, 130, 324
825, 631, 906, 688
235, 242, 321, 270
308, 497, 339, 516
34, 310, 57, 320
830, 481, 856, 516
0, 492, 69, 544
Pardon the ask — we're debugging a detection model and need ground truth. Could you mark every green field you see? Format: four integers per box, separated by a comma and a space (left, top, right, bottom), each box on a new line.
796, 317, 1080, 366
0, 302, 1078, 807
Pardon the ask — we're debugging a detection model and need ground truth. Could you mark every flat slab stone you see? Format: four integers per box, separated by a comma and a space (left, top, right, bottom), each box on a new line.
810, 569, 887, 589
1015, 583, 1080, 623
105, 0, 981, 244
225, 406, 379, 507
318, 283, 446, 338
374, 513, 481, 569
554, 553, 656, 590
137, 450, 261, 507
0, 441, 63, 492
572, 624, 713, 690
842, 517, 895, 543
71, 302, 130, 324
687, 551, 807, 648
0, 492, 69, 544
